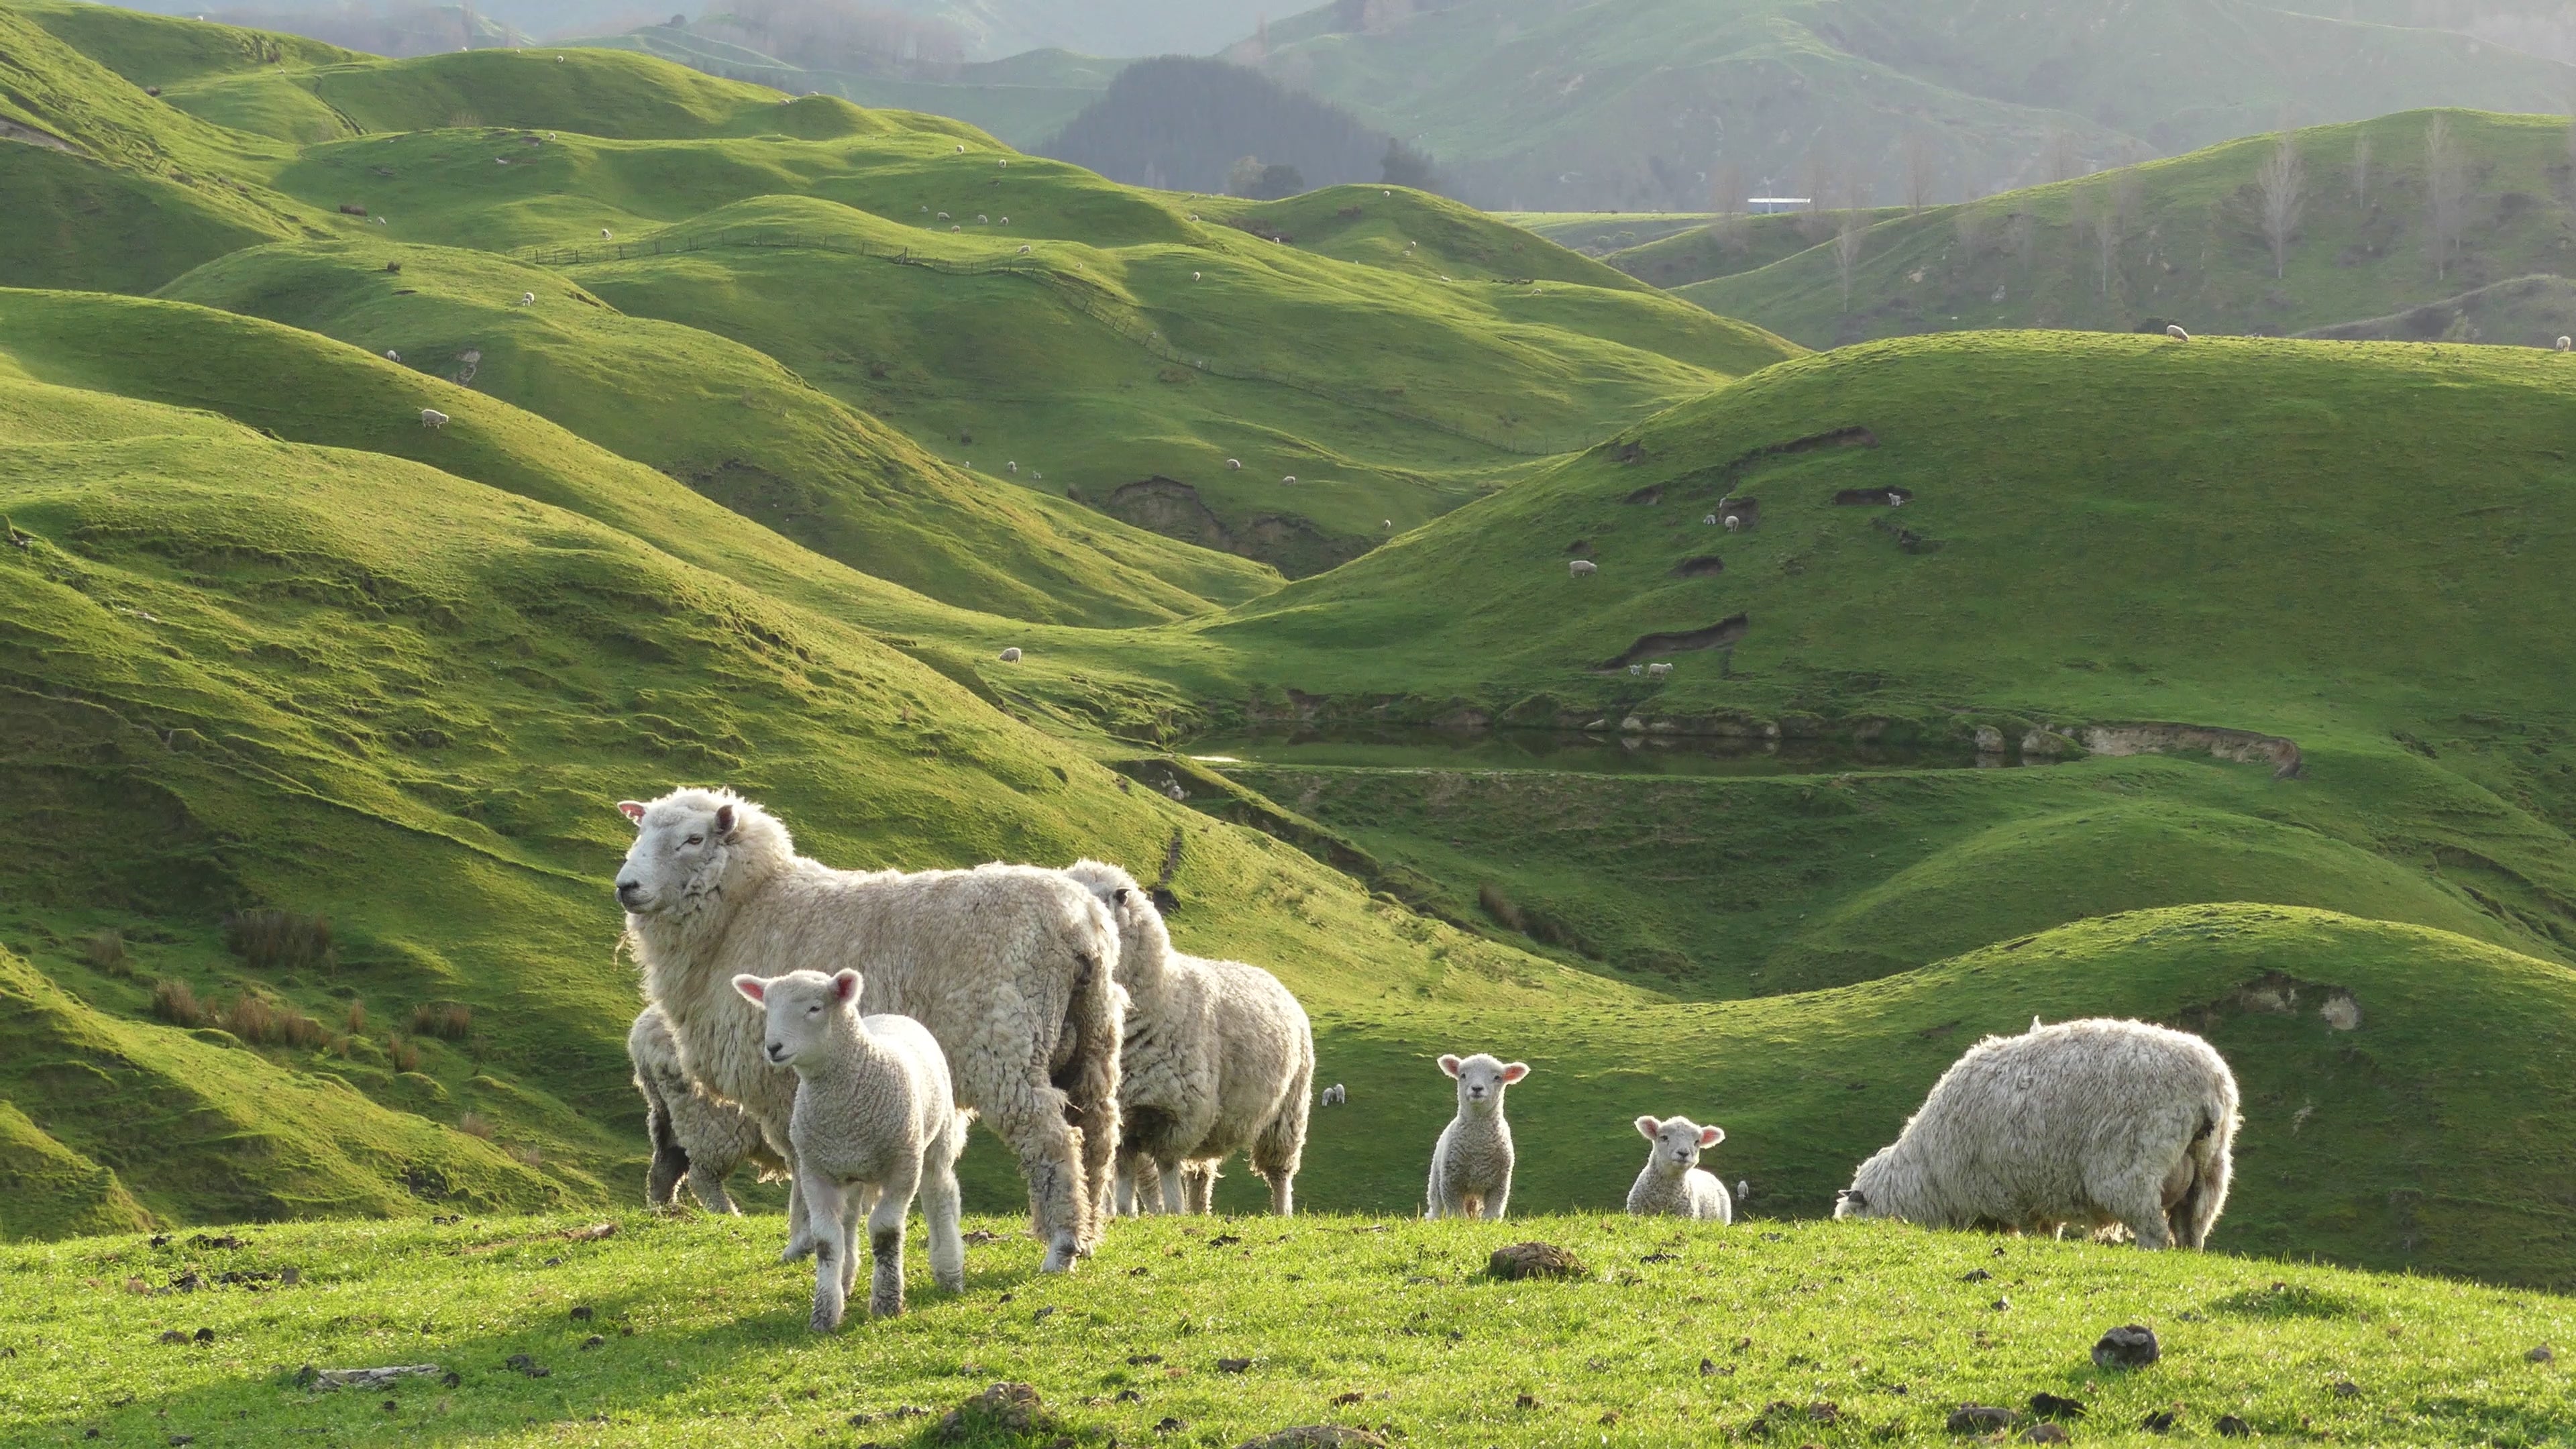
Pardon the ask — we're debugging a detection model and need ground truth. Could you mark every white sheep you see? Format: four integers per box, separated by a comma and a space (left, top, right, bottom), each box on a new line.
1006, 461, 1018, 473
2558, 336, 2571, 353
957, 144, 965, 153
419, 408, 448, 429
372, 216, 387, 225
1193, 272, 1203, 281
1568, 559, 1597, 577
1064, 861, 1313, 1219
938, 212, 950, 221
629, 1004, 782, 1214
1703, 513, 1718, 525
999, 215, 1009, 223
1628, 664, 1643, 676
734, 969, 967, 1328
1888, 491, 1904, 506
519, 292, 535, 305
1626, 1115, 1732, 1222
1427, 1053, 1527, 1219
1320, 1083, 1346, 1107
1020, 246, 1032, 254
2166, 324, 2190, 342
998, 647, 1022, 662
616, 789, 1124, 1273
1646, 662, 1673, 678
602, 228, 613, 239
1834, 1018, 2240, 1248
977, 214, 988, 223
1281, 474, 1297, 485
384, 350, 401, 362
1225, 458, 1242, 470
1383, 519, 1393, 529
1723, 516, 1741, 533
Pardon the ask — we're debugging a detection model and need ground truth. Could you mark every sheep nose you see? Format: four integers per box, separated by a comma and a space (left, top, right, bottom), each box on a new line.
765, 1042, 785, 1063
615, 879, 641, 901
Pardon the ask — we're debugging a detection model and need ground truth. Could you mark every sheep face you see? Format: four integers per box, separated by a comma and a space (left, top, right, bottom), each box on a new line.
613, 790, 752, 915
1635, 1115, 1722, 1176
1832, 1146, 1897, 1220
732, 968, 859, 1069
1440, 1052, 1528, 1113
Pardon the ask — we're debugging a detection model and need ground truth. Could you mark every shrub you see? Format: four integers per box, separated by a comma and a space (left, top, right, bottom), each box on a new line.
1478, 882, 1526, 932
82, 929, 131, 974
151, 979, 207, 1028
409, 1002, 472, 1040
220, 909, 335, 974
458, 1112, 495, 1140
217, 994, 329, 1049
345, 999, 367, 1034
388, 1035, 424, 1073
511, 1145, 543, 1168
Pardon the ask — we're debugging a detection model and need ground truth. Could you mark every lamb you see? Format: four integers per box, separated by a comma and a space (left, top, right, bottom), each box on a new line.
615, 788, 1123, 1273
1627, 1115, 1732, 1222
1833, 1017, 2239, 1249
1425, 1053, 1529, 1220
1703, 514, 1718, 525
1006, 461, 1018, 473
629, 1004, 782, 1214
420, 408, 449, 429
1568, 559, 1597, 577
1628, 664, 1643, 676
1646, 662, 1673, 679
734, 969, 967, 1328
1320, 1083, 1346, 1107
2165, 324, 2190, 342
1063, 861, 1312, 1219
998, 647, 1023, 662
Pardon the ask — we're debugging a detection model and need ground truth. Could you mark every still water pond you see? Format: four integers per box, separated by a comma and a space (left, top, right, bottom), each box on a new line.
1185, 726, 2042, 779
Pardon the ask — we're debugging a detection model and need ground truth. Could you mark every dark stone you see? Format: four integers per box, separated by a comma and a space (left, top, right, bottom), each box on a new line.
2218, 1414, 2251, 1437
1216, 1357, 1252, 1373
570, 1305, 594, 1321
1962, 1268, 1992, 1283
1948, 1405, 2013, 1433
2030, 1393, 2088, 1420
1487, 1241, 1584, 1281
2092, 1325, 2160, 1371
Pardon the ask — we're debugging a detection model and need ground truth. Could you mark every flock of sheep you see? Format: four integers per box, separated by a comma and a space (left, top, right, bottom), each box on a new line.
610, 787, 2243, 1332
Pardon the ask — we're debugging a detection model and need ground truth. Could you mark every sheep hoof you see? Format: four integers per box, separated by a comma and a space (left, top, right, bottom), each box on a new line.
809, 1304, 843, 1333
779, 1237, 816, 1265
1040, 1234, 1079, 1273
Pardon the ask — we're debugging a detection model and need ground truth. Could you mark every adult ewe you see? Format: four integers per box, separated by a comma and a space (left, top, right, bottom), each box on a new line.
1063, 860, 1312, 1218
614, 788, 1122, 1272
629, 1004, 784, 1213
1834, 1018, 2239, 1249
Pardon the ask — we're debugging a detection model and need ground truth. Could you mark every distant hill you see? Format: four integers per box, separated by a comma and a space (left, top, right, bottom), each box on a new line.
1240, 0, 2576, 212
1042, 55, 1418, 197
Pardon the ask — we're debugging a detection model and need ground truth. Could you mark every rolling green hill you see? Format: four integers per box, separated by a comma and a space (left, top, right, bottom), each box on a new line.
1677, 111, 2576, 350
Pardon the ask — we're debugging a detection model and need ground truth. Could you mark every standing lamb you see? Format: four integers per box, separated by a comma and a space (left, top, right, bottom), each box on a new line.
614, 788, 1123, 1273
1626, 1115, 1733, 1222
1063, 861, 1312, 1218
1426, 1053, 1529, 1220
630, 1004, 783, 1213
734, 969, 967, 1328
1320, 1083, 1346, 1107
1833, 1018, 2239, 1249
1568, 559, 1597, 578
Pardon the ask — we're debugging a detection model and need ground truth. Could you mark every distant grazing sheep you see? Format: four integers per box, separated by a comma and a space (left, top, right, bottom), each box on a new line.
615, 788, 1123, 1273
998, 647, 1022, 662
1568, 559, 1597, 577
1887, 491, 1904, 506
373, 216, 387, 225
1628, 665, 1642, 676
938, 212, 950, 221
519, 292, 535, 305
2165, 324, 2190, 342
999, 216, 1009, 223
956, 144, 965, 152
734, 969, 965, 1328
1320, 1083, 1346, 1107
602, 228, 613, 239
1703, 513, 1718, 525
1646, 662, 1672, 679
1006, 461, 1018, 473
1627, 1115, 1732, 1222
951, 225, 961, 232
1426, 1053, 1529, 1220
1225, 458, 1242, 470
977, 214, 988, 223
384, 350, 401, 362
1281, 475, 1297, 485
420, 408, 449, 429
630, 1004, 782, 1214
1724, 516, 1741, 533
2559, 336, 2571, 353
1020, 246, 1032, 254
1835, 1018, 2240, 1249
1383, 519, 1393, 529
1193, 272, 1203, 281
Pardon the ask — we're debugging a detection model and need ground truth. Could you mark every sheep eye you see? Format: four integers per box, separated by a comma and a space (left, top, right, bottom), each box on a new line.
807, 1005, 821, 1014
684, 835, 702, 845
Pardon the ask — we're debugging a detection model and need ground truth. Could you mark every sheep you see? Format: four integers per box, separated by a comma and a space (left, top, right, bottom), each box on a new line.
2558, 336, 2571, 352
1703, 513, 1718, 525
420, 408, 449, 429
1628, 664, 1643, 676
1383, 519, 1393, 530
1737, 1178, 1751, 1202
629, 1004, 783, 1214
1426, 1053, 1528, 1220
1006, 461, 1018, 474
1063, 861, 1313, 1220
998, 646, 1023, 662
938, 212, 950, 221
519, 292, 536, 305
1568, 559, 1597, 578
1225, 458, 1242, 470
1281, 475, 1297, 485
957, 144, 966, 152
1646, 662, 1673, 679
373, 216, 387, 225
977, 214, 988, 223
1724, 516, 1742, 533
1626, 1115, 1732, 1222
602, 228, 613, 239
1193, 272, 1203, 281
615, 788, 1123, 1273
1887, 491, 1904, 506
1833, 1018, 2240, 1249
999, 215, 1009, 223
384, 350, 401, 362
735, 970, 965, 1328
1020, 246, 1032, 255
2165, 324, 2190, 342
1320, 1083, 1346, 1107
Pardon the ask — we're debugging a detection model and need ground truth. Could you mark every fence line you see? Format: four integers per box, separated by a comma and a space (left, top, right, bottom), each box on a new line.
512, 227, 1609, 457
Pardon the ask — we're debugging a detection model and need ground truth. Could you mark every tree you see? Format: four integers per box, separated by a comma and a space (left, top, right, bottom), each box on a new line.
1251, 162, 1307, 199
2079, 178, 2126, 300
2351, 130, 2373, 208
2044, 123, 2080, 184
1903, 129, 1937, 214
1381, 137, 1438, 191
1833, 170, 1868, 311
1709, 157, 1746, 249
2426, 114, 2467, 281
2255, 129, 2304, 280
1226, 155, 1267, 195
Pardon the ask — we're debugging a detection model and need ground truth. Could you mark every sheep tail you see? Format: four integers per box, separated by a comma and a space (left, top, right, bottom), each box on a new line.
1059, 895, 1125, 1250
639, 1067, 690, 1208
2175, 1102, 2237, 1250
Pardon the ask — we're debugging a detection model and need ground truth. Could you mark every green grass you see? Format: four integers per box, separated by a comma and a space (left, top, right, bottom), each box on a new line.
1680, 111, 2576, 350
5, 1208, 2573, 1448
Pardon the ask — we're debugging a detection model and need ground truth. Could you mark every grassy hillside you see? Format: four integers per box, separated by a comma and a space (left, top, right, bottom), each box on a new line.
1680, 111, 2576, 350
1252, 0, 2576, 212
7, 1205, 2573, 1448
1613, 207, 1911, 290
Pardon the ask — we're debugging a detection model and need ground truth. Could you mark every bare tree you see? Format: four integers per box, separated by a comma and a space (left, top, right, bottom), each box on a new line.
2426, 113, 2467, 281
1709, 157, 1747, 249
1796, 146, 1837, 241
2081, 177, 2127, 299
2255, 130, 2305, 279
2351, 129, 2373, 208
2044, 122, 2080, 184
1903, 129, 1937, 214
1834, 170, 1869, 311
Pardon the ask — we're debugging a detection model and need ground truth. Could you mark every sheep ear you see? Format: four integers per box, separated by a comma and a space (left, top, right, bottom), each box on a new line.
1698, 1126, 1725, 1149
714, 803, 737, 837
1500, 1062, 1531, 1084
1114, 887, 1130, 905
832, 969, 861, 1004
617, 800, 647, 824
1438, 1055, 1461, 1079
1634, 1115, 1660, 1140
731, 974, 766, 1004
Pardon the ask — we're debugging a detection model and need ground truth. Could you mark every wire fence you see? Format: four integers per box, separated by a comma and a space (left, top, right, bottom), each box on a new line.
511, 226, 1612, 457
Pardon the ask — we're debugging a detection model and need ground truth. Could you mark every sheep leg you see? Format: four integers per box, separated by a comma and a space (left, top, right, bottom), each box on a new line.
800, 1171, 849, 1332
984, 1084, 1086, 1272
1159, 1161, 1189, 1216
922, 1155, 967, 1293
777, 1138, 818, 1263
1487, 1179, 1512, 1222
1185, 1161, 1217, 1215
839, 1188, 866, 1299
687, 1159, 739, 1216
1251, 1093, 1308, 1218
1425, 1159, 1447, 1220
866, 1163, 920, 1319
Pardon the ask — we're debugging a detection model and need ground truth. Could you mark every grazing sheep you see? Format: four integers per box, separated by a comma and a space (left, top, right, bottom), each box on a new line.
1887, 491, 1904, 506
1226, 458, 1242, 470
998, 647, 1023, 662
1006, 461, 1018, 473
373, 216, 387, 225
615, 788, 1123, 1273
602, 228, 613, 239
938, 212, 950, 221
1383, 519, 1393, 529
1568, 559, 1597, 578
1064, 861, 1313, 1220
630, 1004, 783, 1214
977, 214, 988, 223
2558, 336, 2571, 353
957, 144, 966, 152
2165, 324, 2190, 342
1723, 516, 1741, 533
1281, 475, 1297, 485
1193, 272, 1203, 281
1426, 1053, 1528, 1220
1628, 664, 1643, 676
735, 969, 967, 1328
420, 408, 449, 429
384, 350, 401, 362
1833, 1018, 2239, 1249
1737, 1178, 1751, 1201
999, 215, 1009, 223
1627, 1116, 1732, 1222
1646, 662, 1673, 679
519, 292, 536, 305
1703, 513, 1718, 525
1020, 246, 1032, 254
1320, 1083, 1346, 1107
